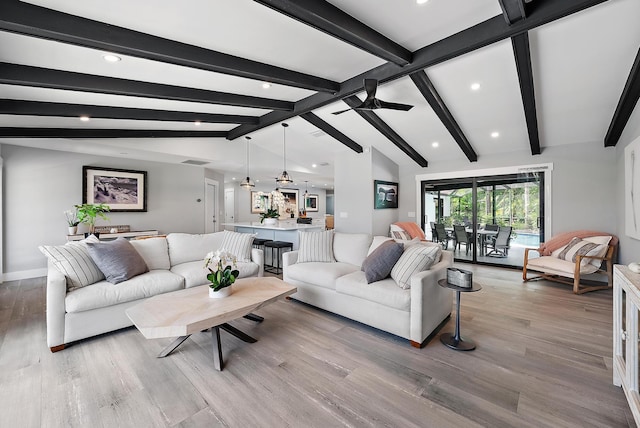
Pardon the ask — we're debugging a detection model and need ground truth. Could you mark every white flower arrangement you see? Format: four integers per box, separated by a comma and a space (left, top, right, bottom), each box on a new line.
204, 249, 239, 292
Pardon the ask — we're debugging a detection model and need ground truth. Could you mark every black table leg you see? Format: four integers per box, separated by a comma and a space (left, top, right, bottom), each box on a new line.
243, 313, 264, 323
440, 290, 476, 351
220, 323, 257, 343
212, 326, 223, 371
157, 335, 191, 358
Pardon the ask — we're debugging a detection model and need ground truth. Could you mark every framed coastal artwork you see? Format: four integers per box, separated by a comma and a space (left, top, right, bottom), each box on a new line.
251, 191, 271, 214
305, 194, 319, 212
625, 135, 640, 240
280, 189, 299, 218
374, 180, 398, 209
83, 166, 147, 212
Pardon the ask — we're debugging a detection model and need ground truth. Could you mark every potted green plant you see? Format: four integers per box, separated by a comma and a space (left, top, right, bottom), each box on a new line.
64, 208, 81, 235
204, 250, 239, 298
75, 203, 110, 236
260, 208, 280, 225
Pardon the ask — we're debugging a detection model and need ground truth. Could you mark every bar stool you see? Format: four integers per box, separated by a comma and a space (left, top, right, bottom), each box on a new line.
253, 238, 272, 269
264, 241, 293, 275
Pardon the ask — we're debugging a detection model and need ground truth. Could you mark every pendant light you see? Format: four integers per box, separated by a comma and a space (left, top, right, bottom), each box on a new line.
276, 123, 293, 185
240, 136, 255, 189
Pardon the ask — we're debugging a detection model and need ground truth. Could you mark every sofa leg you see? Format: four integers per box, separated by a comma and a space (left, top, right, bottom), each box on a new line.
50, 344, 65, 353
410, 340, 422, 348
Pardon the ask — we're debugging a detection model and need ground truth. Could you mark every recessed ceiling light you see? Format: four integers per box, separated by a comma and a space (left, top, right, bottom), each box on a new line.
256, 179, 260, 183
470, 82, 481, 91
312, 164, 317, 168
311, 184, 315, 188
232, 177, 236, 181
416, 0, 428, 4
491, 131, 500, 138
432, 142, 439, 148
262, 82, 271, 89
79, 116, 90, 122
102, 54, 121, 63
194, 121, 201, 126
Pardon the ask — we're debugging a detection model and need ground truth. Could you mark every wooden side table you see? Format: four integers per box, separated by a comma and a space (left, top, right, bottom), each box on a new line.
438, 278, 482, 351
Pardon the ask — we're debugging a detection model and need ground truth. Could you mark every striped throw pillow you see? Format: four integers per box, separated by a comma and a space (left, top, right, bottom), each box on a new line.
558, 237, 607, 267
390, 230, 412, 241
297, 230, 336, 263
39, 235, 105, 290
391, 244, 441, 289
220, 231, 255, 262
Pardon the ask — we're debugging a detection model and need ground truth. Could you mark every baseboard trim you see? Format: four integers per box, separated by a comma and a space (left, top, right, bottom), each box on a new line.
2, 268, 47, 282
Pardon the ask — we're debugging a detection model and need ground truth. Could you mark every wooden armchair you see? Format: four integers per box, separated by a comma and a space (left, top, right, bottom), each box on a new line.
522, 233, 617, 294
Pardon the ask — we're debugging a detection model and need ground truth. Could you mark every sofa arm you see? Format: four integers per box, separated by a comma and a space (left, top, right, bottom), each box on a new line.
251, 248, 264, 277
408, 251, 454, 346
283, 250, 298, 268
46, 265, 67, 350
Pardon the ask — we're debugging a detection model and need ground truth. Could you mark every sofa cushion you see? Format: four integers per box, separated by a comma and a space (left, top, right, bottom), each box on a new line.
167, 232, 223, 266
391, 244, 441, 289
39, 235, 104, 290
527, 255, 599, 276
286, 261, 359, 290
367, 236, 393, 256
557, 237, 607, 267
336, 271, 411, 311
361, 240, 404, 284
333, 233, 372, 266
171, 260, 259, 288
65, 270, 184, 313
220, 230, 255, 262
86, 238, 149, 284
129, 237, 171, 270
297, 229, 336, 263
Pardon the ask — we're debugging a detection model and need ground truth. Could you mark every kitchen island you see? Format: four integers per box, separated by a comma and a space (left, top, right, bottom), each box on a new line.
222, 221, 324, 250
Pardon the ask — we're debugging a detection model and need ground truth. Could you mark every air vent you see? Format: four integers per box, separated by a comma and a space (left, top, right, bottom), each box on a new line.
181, 160, 209, 166
310, 130, 326, 138
319, 162, 329, 167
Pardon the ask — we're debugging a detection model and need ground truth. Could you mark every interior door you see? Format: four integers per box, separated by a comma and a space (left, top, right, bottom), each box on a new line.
205, 179, 218, 233
224, 188, 235, 230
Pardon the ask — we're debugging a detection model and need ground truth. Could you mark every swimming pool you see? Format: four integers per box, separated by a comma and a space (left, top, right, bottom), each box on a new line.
512, 232, 540, 247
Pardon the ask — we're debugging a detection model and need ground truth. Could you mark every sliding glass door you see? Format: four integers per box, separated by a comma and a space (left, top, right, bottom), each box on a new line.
421, 172, 544, 269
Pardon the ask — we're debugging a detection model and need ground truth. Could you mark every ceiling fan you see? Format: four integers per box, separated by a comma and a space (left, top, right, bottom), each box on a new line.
332, 79, 414, 115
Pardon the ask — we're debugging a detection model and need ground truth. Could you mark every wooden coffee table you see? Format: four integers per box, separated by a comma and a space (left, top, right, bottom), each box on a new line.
126, 276, 296, 370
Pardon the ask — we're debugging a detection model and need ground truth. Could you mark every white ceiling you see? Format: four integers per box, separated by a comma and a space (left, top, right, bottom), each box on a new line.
1, 0, 639, 188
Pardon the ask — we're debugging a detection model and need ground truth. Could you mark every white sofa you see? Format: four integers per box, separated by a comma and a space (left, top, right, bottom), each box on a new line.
45, 232, 263, 352
283, 232, 454, 348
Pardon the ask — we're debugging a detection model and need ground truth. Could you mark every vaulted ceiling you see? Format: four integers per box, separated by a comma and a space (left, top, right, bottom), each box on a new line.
0, 0, 639, 188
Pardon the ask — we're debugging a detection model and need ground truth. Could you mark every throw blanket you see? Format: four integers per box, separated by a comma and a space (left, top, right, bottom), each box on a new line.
537, 230, 618, 256
394, 222, 426, 240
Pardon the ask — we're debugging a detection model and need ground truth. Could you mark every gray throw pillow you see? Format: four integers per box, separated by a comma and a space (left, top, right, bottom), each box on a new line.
361, 240, 404, 284
86, 237, 149, 284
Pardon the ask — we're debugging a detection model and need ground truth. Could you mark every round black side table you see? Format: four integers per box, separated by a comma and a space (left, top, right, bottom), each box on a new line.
438, 278, 482, 351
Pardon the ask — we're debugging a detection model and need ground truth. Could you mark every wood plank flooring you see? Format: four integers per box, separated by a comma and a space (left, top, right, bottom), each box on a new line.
0, 265, 635, 427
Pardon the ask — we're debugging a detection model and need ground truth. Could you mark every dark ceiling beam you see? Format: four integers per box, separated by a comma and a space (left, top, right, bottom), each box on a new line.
343, 96, 428, 167
0, 0, 339, 93
605, 47, 640, 147
299, 112, 363, 153
410, 71, 477, 162
511, 33, 540, 155
0, 63, 293, 111
228, 0, 611, 139
498, 0, 527, 24
253, 0, 412, 66
0, 99, 259, 125
0, 128, 228, 139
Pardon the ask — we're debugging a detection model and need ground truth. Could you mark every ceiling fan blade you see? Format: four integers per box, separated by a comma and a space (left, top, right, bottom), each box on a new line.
331, 108, 353, 115
377, 100, 414, 111
363, 79, 377, 102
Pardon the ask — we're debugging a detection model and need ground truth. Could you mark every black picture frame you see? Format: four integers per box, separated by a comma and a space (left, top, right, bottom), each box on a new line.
83, 166, 147, 212
374, 180, 398, 209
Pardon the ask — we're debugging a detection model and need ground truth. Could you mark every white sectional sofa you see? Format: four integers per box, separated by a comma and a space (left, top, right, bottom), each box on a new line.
283, 232, 454, 348
43, 231, 263, 352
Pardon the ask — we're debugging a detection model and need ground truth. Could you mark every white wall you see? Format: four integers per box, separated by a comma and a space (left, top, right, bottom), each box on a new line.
616, 102, 640, 264
399, 141, 617, 246
1, 144, 221, 279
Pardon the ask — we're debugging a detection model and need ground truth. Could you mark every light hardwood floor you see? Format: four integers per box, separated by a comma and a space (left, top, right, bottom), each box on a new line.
0, 266, 635, 427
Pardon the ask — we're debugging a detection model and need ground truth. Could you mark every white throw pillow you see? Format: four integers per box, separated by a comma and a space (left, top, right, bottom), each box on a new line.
557, 237, 608, 267
39, 235, 104, 290
391, 244, 441, 290
220, 230, 255, 262
129, 237, 171, 270
367, 236, 393, 256
297, 229, 336, 263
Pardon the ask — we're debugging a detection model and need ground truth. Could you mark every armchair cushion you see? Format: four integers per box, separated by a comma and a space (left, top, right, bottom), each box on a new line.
557, 237, 608, 267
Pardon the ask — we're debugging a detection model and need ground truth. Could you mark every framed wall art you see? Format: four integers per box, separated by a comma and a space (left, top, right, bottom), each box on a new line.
83, 166, 147, 212
305, 194, 319, 212
251, 191, 271, 214
280, 189, 299, 218
374, 180, 398, 209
